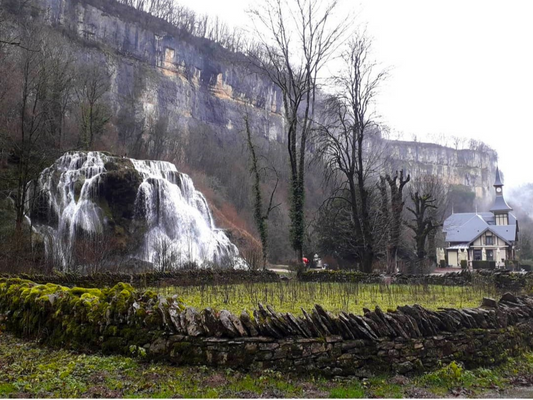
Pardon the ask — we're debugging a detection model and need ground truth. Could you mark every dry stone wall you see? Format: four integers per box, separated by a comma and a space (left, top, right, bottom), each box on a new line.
1, 278, 533, 376
1, 269, 280, 289
300, 269, 533, 291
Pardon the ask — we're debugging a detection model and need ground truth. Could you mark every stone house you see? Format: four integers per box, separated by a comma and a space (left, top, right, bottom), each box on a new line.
442, 169, 518, 267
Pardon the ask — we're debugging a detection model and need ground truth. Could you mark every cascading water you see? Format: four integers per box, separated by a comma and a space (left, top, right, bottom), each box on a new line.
29, 151, 244, 270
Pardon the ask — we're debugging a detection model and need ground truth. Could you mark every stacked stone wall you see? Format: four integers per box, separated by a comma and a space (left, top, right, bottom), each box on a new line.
1, 278, 533, 376
0, 269, 280, 288
299, 269, 533, 291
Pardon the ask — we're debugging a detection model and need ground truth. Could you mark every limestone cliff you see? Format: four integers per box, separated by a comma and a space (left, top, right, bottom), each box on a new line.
37, 0, 285, 141
30, 0, 497, 203
385, 140, 497, 206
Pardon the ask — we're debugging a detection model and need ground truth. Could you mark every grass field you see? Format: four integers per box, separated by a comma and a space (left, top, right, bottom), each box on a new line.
152, 281, 499, 315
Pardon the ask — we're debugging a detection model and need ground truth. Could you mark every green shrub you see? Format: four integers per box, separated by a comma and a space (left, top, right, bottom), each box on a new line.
460, 260, 468, 269
439, 260, 447, 268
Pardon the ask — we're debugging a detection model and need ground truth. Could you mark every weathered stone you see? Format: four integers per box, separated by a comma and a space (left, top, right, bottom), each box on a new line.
390, 312, 422, 337
301, 309, 320, 337
348, 314, 379, 341
383, 312, 411, 340
311, 308, 332, 336
227, 312, 247, 337
366, 311, 393, 337
240, 310, 259, 337
359, 315, 382, 338
335, 317, 355, 340
149, 337, 168, 354
395, 361, 414, 374
463, 309, 488, 329
185, 307, 205, 337
500, 292, 519, 304
168, 306, 186, 334
286, 313, 310, 338
202, 308, 223, 337
265, 305, 292, 336
482, 297, 498, 308
326, 335, 343, 343
258, 342, 280, 351
219, 310, 239, 338
314, 305, 338, 335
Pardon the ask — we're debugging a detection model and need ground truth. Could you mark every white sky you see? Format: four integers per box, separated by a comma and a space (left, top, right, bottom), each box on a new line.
178, 0, 533, 189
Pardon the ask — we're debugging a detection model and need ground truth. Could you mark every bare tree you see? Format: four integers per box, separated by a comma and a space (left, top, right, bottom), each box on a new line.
316, 35, 387, 272
248, 0, 348, 262
384, 170, 410, 273
75, 57, 111, 149
244, 115, 280, 269
405, 175, 447, 273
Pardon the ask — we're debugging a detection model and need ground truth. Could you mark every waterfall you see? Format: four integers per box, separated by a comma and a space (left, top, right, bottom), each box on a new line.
29, 151, 244, 270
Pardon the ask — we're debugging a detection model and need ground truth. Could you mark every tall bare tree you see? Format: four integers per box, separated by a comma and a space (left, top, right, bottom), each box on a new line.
248, 0, 348, 262
384, 170, 410, 273
406, 175, 447, 273
75, 57, 111, 150
244, 115, 280, 269
316, 35, 387, 272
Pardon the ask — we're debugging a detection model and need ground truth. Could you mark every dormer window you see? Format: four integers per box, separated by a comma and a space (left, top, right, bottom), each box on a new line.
496, 214, 508, 226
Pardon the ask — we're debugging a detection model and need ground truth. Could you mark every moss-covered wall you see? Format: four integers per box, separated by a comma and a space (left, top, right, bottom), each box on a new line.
1, 277, 533, 376
1, 269, 280, 289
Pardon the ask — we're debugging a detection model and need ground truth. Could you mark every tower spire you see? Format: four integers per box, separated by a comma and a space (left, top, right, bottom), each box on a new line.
494, 167, 503, 187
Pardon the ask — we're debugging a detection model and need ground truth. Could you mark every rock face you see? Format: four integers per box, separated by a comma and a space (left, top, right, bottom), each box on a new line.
30, 0, 497, 200
29, 151, 243, 270
37, 0, 285, 142
384, 140, 497, 205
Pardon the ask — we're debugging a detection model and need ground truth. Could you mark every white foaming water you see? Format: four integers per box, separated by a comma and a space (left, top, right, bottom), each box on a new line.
29, 151, 244, 270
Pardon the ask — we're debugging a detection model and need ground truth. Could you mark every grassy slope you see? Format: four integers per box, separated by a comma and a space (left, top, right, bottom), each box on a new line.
2, 331, 533, 398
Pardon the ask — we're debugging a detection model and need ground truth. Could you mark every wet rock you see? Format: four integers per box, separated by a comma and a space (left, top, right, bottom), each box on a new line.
202, 308, 223, 337
301, 309, 320, 337
185, 307, 204, 337
314, 305, 339, 335
286, 313, 310, 337
219, 310, 239, 338
228, 312, 248, 337
239, 310, 259, 337
482, 297, 498, 308
311, 308, 332, 336
500, 292, 519, 304
348, 314, 379, 341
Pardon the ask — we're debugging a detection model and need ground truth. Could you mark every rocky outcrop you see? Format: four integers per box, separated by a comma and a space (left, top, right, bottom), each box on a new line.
29, 151, 242, 269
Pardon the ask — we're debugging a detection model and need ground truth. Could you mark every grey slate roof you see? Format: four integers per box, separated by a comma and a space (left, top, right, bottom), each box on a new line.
494, 168, 503, 186
490, 195, 513, 212
443, 211, 517, 244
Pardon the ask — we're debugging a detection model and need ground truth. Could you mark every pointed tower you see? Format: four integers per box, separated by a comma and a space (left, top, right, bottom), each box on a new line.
490, 168, 512, 225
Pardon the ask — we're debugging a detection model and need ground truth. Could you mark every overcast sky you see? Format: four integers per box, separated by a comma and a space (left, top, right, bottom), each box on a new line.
178, 0, 533, 189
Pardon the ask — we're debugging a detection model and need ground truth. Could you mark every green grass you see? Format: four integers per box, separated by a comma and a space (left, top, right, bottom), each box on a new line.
1, 331, 533, 398
152, 281, 498, 315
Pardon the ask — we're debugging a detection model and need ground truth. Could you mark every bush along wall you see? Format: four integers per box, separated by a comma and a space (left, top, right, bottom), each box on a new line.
0, 269, 280, 289
1, 278, 533, 376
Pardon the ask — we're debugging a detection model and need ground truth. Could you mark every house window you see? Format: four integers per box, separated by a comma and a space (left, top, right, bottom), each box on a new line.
496, 214, 508, 226
486, 250, 494, 261
485, 234, 494, 245
473, 249, 482, 261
